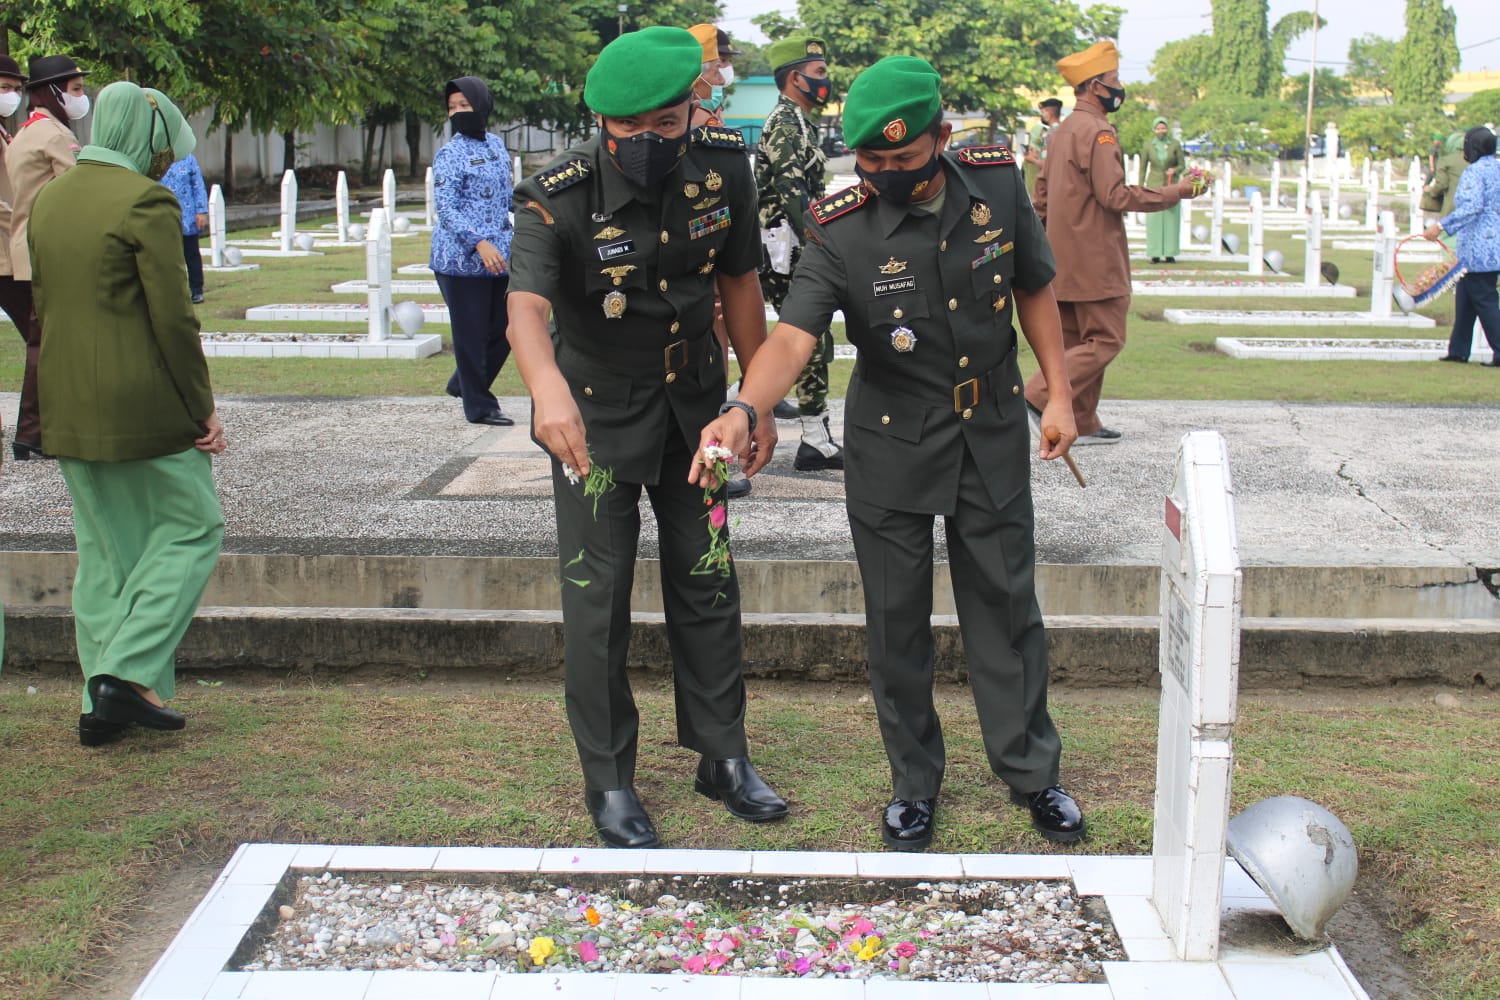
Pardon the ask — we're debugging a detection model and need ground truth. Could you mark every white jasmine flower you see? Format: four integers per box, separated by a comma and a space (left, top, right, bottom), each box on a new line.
562, 463, 582, 485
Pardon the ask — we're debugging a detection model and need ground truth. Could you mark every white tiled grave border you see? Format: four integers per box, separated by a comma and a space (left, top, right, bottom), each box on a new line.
1216, 336, 1489, 363
244, 304, 451, 323
1166, 309, 1436, 329
198, 334, 445, 359
134, 845, 1369, 1000
1131, 283, 1356, 299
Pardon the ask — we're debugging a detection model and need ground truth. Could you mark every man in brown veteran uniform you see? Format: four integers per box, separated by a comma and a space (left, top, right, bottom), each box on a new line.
694, 56, 1087, 850
1026, 41, 1195, 445
506, 27, 787, 850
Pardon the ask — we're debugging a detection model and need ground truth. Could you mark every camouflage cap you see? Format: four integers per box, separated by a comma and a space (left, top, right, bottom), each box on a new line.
585, 27, 703, 117
766, 35, 829, 73
843, 56, 942, 151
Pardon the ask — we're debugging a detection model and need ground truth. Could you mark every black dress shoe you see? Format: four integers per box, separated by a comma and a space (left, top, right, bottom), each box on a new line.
585, 787, 660, 849
470, 411, 514, 426
11, 440, 52, 461
772, 399, 799, 420
87, 676, 186, 731
78, 713, 130, 747
881, 797, 936, 852
1439, 355, 1468, 363
1164, 257, 1176, 264
1010, 785, 1087, 843
695, 756, 789, 822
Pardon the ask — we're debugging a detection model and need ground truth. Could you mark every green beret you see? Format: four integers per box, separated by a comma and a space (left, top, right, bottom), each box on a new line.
767, 35, 829, 73
843, 56, 943, 150
585, 26, 703, 117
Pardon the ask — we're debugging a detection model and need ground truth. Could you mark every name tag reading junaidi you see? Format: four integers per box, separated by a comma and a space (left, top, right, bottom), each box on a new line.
597, 240, 637, 261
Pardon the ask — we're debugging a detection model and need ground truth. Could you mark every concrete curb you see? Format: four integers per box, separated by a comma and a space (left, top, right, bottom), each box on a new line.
4, 605, 1494, 689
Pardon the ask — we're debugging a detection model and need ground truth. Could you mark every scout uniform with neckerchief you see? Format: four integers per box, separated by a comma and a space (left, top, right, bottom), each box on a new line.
776, 57, 1069, 814
508, 28, 763, 795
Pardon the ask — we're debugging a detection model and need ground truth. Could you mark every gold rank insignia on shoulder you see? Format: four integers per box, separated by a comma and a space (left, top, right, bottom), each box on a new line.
691, 196, 720, 211
973, 228, 1005, 244
878, 257, 908, 275
890, 326, 917, 353
955, 146, 1016, 167
684, 183, 700, 199
809, 184, 871, 225
601, 264, 636, 286
691, 125, 746, 150
536, 157, 592, 193
970, 202, 991, 226
593, 225, 625, 241
704, 170, 723, 191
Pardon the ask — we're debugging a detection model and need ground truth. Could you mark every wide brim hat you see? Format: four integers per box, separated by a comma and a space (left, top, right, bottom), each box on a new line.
0, 55, 26, 83
1057, 40, 1118, 87
26, 54, 87, 90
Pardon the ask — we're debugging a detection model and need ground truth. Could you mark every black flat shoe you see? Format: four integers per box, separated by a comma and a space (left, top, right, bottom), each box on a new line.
881, 797, 936, 852
584, 787, 660, 849
772, 399, 799, 420
1011, 785, 1087, 843
1164, 257, 1176, 263
87, 676, 186, 731
695, 756, 789, 822
79, 713, 130, 747
1439, 355, 1468, 363
470, 411, 514, 426
11, 440, 52, 461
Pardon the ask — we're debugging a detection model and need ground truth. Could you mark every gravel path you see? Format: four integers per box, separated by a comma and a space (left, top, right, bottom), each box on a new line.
245, 873, 1125, 983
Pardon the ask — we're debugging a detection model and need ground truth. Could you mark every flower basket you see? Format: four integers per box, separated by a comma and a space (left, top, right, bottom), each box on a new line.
1394, 235, 1465, 308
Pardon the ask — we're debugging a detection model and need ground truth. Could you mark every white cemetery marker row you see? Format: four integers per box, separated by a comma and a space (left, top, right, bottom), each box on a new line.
208, 184, 227, 267
1151, 430, 1243, 962
336, 170, 350, 243
1247, 191, 1264, 276
1304, 192, 1324, 289
366, 208, 393, 342
279, 169, 297, 253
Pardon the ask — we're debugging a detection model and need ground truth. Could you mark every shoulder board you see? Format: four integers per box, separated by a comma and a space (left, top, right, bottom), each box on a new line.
955, 145, 1016, 167
692, 125, 745, 150
534, 157, 591, 195
809, 184, 871, 225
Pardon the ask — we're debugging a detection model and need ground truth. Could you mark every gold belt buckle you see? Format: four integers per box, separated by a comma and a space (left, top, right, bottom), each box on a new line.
664, 339, 689, 374
953, 378, 980, 412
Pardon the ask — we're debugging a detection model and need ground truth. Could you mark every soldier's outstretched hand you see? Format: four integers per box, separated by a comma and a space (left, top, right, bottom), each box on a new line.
1037, 400, 1077, 461
690, 409, 752, 488
531, 384, 591, 477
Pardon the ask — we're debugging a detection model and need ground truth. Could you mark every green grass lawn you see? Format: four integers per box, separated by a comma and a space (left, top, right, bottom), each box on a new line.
0, 679, 1495, 1000
1, 214, 1494, 403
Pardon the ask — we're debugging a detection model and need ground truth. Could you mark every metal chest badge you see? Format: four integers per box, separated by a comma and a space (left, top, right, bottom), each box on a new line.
602, 290, 627, 319
705, 169, 723, 191
970, 202, 991, 226
890, 326, 918, 353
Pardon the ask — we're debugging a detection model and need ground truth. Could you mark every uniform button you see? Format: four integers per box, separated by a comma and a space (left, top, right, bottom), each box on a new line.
994, 274, 1003, 284
962, 407, 973, 420
1012, 385, 1021, 395
660, 231, 669, 244
665, 372, 677, 384
959, 356, 970, 369
708, 248, 717, 258
939, 240, 948, 251
584, 386, 594, 397
880, 414, 891, 425
892, 307, 904, 319
670, 321, 680, 334
948, 298, 958, 311
659, 279, 669, 292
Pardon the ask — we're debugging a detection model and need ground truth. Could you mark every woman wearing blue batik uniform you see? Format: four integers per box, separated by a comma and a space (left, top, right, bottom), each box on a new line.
1426, 126, 1500, 365
430, 76, 516, 425
159, 151, 209, 304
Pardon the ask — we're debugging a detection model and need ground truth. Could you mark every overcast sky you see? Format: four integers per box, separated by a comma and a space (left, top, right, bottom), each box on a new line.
718, 0, 1499, 81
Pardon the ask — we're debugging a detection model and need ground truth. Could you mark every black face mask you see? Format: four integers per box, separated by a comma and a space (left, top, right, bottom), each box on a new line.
795, 73, 833, 107
1095, 82, 1126, 113
449, 110, 486, 140
856, 142, 943, 205
605, 124, 687, 190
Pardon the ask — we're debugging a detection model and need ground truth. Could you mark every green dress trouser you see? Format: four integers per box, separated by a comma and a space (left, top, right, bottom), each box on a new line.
551, 431, 749, 792
1146, 203, 1182, 258
60, 448, 224, 713
846, 448, 1061, 802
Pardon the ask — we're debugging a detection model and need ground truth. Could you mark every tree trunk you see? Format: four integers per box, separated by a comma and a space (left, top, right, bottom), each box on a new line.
223, 131, 235, 198
361, 120, 376, 186
282, 129, 296, 174
405, 111, 423, 179
378, 123, 389, 175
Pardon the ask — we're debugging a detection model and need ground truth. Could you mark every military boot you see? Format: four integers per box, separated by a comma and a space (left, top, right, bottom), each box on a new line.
794, 414, 844, 471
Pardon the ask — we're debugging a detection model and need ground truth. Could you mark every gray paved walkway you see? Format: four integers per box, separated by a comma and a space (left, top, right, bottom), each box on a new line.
4, 393, 1497, 570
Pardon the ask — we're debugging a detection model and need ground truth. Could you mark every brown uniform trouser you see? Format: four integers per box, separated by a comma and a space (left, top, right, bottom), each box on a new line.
1023, 295, 1128, 437
0, 277, 41, 448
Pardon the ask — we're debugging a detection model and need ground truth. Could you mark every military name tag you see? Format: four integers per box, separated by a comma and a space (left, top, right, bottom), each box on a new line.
890, 326, 918, 353
873, 276, 917, 297
688, 206, 731, 240
597, 239, 637, 261
602, 290, 627, 319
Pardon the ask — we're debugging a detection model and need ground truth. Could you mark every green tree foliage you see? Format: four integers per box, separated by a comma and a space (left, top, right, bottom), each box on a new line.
1456, 88, 1500, 125
1338, 104, 1456, 160
1179, 96, 1280, 161
1142, 35, 1216, 112
1346, 34, 1399, 101
1281, 69, 1355, 110
1268, 10, 1324, 79
1390, 0, 1458, 105
1208, 0, 1272, 99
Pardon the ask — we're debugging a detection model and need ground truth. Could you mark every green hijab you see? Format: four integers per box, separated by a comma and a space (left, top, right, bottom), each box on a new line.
1444, 130, 1465, 154
77, 81, 196, 175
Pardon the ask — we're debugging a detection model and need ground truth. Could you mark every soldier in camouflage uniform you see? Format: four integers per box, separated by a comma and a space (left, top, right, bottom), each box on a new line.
755, 35, 843, 471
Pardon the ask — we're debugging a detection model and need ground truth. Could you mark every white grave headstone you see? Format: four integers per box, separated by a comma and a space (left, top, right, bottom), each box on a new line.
1327, 168, 1341, 223
335, 171, 350, 243
1324, 122, 1340, 179
366, 209, 392, 343
208, 184, 226, 268
1247, 191, 1265, 276
1270, 160, 1281, 208
1221, 159, 1232, 199
1360, 157, 1371, 187
1210, 180, 1225, 258
278, 170, 297, 254
1296, 163, 1308, 213
1370, 210, 1397, 320
1150, 430, 1242, 962
424, 166, 435, 228
1305, 192, 1324, 289
382, 168, 397, 224
1180, 187, 1194, 245
1365, 173, 1379, 230
513, 154, 522, 186
1408, 181, 1424, 236
1408, 156, 1422, 190
1382, 158, 1393, 192
1342, 150, 1353, 182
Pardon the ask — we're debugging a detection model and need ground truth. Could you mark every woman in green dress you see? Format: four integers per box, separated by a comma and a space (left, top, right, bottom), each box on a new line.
1143, 117, 1185, 262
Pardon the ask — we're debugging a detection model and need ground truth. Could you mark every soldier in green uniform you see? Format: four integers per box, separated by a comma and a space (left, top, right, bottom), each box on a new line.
755, 34, 843, 471
507, 26, 787, 849
695, 56, 1087, 850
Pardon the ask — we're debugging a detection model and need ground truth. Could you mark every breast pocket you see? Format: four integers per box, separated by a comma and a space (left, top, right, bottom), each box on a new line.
584, 254, 650, 308
860, 290, 930, 366
969, 243, 1017, 329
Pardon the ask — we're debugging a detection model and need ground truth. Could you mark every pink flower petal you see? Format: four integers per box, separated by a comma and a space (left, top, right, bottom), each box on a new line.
577, 941, 599, 963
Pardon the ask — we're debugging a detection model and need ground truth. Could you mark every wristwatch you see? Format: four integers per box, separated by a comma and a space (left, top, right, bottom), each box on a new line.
717, 399, 758, 436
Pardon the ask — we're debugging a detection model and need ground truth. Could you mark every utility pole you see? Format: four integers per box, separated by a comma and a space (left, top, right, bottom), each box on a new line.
617, 4, 627, 38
